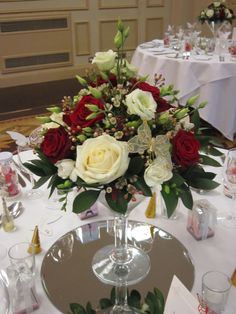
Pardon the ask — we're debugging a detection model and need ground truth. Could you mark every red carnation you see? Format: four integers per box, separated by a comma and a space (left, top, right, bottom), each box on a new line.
171, 129, 200, 168
40, 126, 72, 164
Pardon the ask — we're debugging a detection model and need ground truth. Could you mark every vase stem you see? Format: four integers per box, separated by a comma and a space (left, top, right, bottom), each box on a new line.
112, 216, 131, 264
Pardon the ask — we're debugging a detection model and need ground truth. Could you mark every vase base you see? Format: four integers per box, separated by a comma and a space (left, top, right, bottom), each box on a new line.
92, 244, 150, 286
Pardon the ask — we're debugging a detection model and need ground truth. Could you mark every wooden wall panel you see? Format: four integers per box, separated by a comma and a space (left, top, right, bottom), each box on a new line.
75, 22, 90, 56
146, 18, 163, 41
147, 0, 164, 7
98, 0, 138, 9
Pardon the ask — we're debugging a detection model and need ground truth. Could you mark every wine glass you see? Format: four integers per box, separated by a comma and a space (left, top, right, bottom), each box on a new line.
221, 148, 236, 228
0, 270, 10, 314
17, 126, 43, 200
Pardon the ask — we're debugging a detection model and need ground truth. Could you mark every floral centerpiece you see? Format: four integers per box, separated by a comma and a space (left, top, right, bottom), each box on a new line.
25, 19, 221, 218
199, 0, 235, 24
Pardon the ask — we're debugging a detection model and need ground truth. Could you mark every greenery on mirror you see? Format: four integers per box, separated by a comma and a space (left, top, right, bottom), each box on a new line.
69, 287, 164, 314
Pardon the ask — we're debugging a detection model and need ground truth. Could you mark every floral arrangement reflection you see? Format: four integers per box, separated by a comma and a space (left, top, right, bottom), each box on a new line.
25, 19, 221, 218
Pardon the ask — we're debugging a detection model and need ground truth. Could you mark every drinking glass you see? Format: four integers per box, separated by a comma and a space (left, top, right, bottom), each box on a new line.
221, 148, 236, 228
8, 242, 36, 276
202, 271, 231, 314
17, 126, 43, 200
229, 41, 236, 61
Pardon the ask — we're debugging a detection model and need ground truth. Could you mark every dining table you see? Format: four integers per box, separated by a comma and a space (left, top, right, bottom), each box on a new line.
0, 149, 236, 314
131, 41, 236, 141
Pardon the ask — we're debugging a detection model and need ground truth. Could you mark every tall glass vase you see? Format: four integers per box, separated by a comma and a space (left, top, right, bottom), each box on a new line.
92, 214, 150, 286
206, 21, 229, 54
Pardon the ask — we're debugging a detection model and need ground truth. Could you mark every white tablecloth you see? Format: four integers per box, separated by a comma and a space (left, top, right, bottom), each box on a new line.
131, 45, 236, 140
0, 150, 236, 314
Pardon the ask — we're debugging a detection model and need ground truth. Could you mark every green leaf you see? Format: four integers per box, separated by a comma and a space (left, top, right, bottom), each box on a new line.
105, 190, 128, 214
23, 162, 47, 177
199, 154, 221, 167
153, 288, 165, 312
33, 175, 51, 189
191, 109, 200, 131
69, 303, 86, 314
179, 184, 193, 209
161, 188, 178, 218
171, 172, 185, 187
133, 177, 152, 197
201, 146, 224, 157
99, 298, 113, 310
128, 290, 141, 309
190, 178, 220, 190
73, 190, 100, 214
86, 302, 96, 314
127, 156, 144, 175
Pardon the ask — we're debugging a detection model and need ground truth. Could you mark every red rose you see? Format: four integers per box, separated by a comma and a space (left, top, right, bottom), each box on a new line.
91, 74, 117, 87
156, 97, 171, 113
171, 129, 200, 168
136, 82, 160, 102
41, 126, 72, 164
65, 95, 104, 130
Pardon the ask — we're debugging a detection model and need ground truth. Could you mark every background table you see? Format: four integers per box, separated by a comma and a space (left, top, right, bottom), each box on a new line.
0, 150, 236, 313
131, 45, 236, 141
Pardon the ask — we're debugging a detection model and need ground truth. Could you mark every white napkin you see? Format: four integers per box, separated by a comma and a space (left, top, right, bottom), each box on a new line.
164, 275, 199, 314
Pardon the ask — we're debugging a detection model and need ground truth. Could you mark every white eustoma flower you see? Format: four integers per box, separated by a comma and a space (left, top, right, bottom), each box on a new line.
206, 9, 214, 18
75, 135, 130, 184
56, 159, 76, 181
144, 156, 173, 187
125, 89, 157, 120
92, 49, 117, 71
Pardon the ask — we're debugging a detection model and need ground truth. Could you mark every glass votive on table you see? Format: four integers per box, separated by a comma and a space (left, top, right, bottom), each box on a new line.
202, 271, 231, 314
8, 242, 36, 276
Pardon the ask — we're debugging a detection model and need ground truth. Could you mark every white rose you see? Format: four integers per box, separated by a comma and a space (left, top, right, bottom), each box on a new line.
75, 135, 130, 184
92, 49, 117, 71
144, 156, 173, 187
213, 2, 221, 7
125, 89, 157, 120
56, 159, 77, 182
206, 9, 214, 18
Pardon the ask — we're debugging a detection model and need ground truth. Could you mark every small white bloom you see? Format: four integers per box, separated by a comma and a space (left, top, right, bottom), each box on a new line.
56, 159, 76, 181
206, 9, 214, 18
92, 49, 117, 71
180, 115, 195, 131
144, 156, 173, 187
213, 2, 221, 8
41, 122, 60, 130
75, 134, 130, 184
125, 89, 157, 120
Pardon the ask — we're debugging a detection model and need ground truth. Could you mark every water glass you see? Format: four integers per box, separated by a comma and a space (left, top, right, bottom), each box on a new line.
202, 271, 231, 314
8, 242, 36, 276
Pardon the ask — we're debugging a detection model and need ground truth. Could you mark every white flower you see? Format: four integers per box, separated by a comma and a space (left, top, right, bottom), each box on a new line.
144, 156, 173, 188
56, 159, 77, 182
179, 115, 195, 131
206, 9, 214, 18
213, 2, 221, 7
92, 49, 117, 71
75, 135, 130, 184
125, 89, 157, 120
42, 112, 65, 130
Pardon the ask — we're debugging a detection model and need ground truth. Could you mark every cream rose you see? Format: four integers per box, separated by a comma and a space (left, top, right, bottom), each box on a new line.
144, 156, 173, 187
92, 49, 117, 71
56, 159, 77, 182
206, 9, 214, 18
75, 135, 130, 184
125, 89, 157, 120
213, 2, 221, 7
